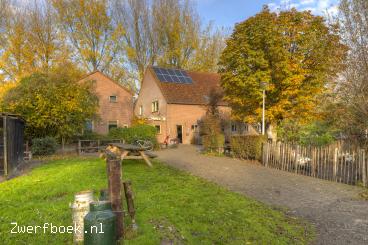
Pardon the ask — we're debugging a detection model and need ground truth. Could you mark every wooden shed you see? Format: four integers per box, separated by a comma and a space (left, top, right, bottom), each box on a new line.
0, 113, 25, 177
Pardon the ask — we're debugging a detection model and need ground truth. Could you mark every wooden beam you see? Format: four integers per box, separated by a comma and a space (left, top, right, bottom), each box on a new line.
106, 154, 124, 239
139, 151, 153, 167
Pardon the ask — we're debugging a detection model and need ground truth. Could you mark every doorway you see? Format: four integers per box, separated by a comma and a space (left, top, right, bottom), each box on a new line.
176, 125, 183, 143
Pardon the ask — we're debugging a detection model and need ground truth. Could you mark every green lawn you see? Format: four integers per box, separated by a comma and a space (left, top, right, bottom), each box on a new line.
0, 158, 314, 244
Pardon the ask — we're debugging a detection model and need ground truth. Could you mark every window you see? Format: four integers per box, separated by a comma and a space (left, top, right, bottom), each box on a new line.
109, 95, 117, 103
123, 124, 129, 128
155, 125, 161, 134
139, 105, 143, 116
152, 100, 159, 112
85, 120, 93, 132
191, 125, 198, 131
108, 121, 118, 131
231, 124, 237, 132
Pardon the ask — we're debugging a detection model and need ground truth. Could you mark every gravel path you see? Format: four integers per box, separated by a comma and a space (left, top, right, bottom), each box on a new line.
156, 145, 368, 245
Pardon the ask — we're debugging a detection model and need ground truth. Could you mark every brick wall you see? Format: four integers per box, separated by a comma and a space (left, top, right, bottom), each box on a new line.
81, 72, 133, 135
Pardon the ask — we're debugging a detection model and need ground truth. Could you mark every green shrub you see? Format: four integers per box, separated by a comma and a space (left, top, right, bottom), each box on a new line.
77, 131, 109, 140
32, 137, 58, 156
108, 125, 158, 148
231, 135, 267, 160
199, 114, 225, 151
202, 134, 225, 151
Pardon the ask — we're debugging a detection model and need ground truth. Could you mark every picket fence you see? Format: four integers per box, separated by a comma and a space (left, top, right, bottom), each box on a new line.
262, 142, 368, 187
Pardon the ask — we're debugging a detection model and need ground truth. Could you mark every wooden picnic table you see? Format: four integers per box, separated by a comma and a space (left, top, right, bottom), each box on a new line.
110, 143, 153, 167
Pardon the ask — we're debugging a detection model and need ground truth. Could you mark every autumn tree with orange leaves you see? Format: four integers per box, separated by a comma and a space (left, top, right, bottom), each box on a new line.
219, 6, 346, 129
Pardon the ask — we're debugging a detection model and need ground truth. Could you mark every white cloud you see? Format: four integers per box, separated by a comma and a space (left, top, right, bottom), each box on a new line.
268, 0, 339, 16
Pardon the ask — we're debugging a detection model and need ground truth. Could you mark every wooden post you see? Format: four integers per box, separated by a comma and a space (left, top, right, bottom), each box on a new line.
333, 148, 338, 181
123, 181, 137, 230
78, 140, 82, 155
362, 149, 367, 187
106, 152, 124, 239
265, 143, 269, 167
311, 147, 316, 178
294, 145, 299, 173
3, 116, 8, 177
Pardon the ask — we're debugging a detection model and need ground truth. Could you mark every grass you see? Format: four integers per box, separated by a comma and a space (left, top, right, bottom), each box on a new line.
0, 158, 314, 244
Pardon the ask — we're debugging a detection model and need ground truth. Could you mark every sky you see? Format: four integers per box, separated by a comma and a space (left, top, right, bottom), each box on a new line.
195, 0, 339, 29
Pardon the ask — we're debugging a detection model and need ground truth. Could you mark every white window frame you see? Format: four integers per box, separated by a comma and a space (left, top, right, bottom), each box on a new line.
152, 100, 159, 113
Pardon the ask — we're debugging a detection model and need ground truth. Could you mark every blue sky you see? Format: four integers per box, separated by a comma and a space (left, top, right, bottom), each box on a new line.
195, 0, 339, 29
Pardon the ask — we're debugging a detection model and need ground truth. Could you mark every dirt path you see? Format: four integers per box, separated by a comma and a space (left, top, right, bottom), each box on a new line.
156, 145, 368, 245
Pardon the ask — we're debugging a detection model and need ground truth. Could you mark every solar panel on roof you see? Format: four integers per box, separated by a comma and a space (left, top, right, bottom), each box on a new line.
153, 67, 193, 84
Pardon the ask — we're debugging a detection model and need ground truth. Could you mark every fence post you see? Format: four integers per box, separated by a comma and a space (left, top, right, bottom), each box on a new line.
265, 142, 269, 167
333, 148, 338, 181
362, 149, 367, 187
294, 145, 299, 173
311, 147, 316, 177
77, 140, 81, 155
106, 152, 124, 239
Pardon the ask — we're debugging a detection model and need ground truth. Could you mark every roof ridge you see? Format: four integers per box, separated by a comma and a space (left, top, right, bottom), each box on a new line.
149, 65, 219, 76
79, 70, 134, 95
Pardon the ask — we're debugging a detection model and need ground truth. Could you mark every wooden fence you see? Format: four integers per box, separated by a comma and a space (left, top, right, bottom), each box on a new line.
77, 139, 123, 155
262, 142, 368, 187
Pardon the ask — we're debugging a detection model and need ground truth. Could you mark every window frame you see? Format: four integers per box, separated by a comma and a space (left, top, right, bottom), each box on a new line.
109, 95, 118, 103
231, 123, 237, 132
155, 125, 161, 134
151, 100, 159, 113
85, 119, 94, 132
108, 120, 118, 131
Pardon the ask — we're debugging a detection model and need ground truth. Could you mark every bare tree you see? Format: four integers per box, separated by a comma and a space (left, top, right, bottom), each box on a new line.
338, 0, 368, 140
152, 0, 200, 69
51, 0, 125, 73
112, 0, 156, 80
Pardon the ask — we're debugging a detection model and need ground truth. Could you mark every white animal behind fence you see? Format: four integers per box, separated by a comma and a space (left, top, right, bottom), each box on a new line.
262, 142, 368, 187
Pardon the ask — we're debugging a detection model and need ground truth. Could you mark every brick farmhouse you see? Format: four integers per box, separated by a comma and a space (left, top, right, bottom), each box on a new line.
79, 71, 134, 135
134, 67, 259, 144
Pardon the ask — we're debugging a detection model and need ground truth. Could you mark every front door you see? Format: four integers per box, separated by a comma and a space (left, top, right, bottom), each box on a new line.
176, 125, 183, 143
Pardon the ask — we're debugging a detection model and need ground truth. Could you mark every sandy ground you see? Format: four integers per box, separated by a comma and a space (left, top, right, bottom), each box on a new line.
156, 145, 368, 245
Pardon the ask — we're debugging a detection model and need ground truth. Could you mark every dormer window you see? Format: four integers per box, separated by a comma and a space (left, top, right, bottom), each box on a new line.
152, 100, 159, 113
109, 95, 117, 103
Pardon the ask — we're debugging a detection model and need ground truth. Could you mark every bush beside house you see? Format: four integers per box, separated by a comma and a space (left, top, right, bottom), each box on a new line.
199, 114, 225, 152
231, 135, 267, 160
32, 137, 58, 156
108, 124, 158, 148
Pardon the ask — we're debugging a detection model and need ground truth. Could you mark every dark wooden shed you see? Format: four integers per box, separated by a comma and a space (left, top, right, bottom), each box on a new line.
0, 113, 25, 177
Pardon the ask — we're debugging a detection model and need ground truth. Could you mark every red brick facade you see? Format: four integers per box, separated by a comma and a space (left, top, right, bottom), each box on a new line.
80, 71, 134, 135
134, 68, 232, 144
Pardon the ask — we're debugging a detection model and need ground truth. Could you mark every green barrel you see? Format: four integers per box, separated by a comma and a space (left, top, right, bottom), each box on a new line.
84, 201, 116, 245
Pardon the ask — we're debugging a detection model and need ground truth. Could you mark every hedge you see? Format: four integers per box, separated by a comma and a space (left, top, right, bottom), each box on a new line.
231, 135, 267, 160
202, 134, 225, 151
32, 137, 58, 156
108, 124, 158, 148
